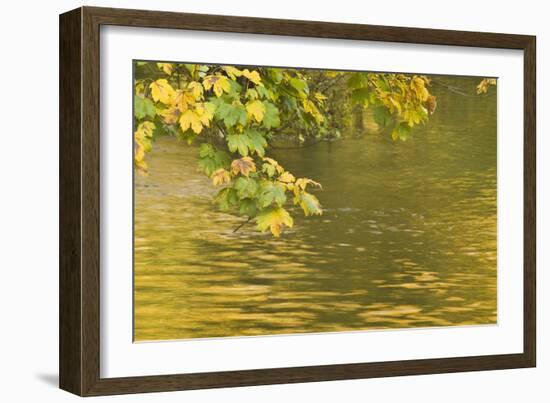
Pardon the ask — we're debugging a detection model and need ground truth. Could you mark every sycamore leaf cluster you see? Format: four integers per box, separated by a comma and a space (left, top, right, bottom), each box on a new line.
133, 61, 441, 236
346, 72, 436, 141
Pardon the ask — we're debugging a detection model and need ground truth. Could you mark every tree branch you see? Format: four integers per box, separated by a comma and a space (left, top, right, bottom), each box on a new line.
233, 217, 252, 233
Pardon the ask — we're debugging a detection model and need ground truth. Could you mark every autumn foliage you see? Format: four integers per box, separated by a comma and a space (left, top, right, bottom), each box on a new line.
133, 62, 438, 236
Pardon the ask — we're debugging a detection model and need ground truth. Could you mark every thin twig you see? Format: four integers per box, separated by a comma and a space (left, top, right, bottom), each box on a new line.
431, 80, 487, 98
233, 217, 252, 233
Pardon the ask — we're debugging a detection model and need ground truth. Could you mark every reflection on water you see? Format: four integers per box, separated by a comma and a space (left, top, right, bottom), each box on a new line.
134, 79, 497, 341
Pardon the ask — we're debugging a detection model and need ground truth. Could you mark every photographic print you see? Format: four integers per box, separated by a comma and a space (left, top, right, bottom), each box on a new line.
133, 61, 497, 342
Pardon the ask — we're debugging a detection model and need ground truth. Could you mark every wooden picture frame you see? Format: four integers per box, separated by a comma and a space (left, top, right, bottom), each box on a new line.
59, 6, 536, 396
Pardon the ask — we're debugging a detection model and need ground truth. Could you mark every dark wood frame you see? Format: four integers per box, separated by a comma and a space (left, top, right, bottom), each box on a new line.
60, 6, 536, 396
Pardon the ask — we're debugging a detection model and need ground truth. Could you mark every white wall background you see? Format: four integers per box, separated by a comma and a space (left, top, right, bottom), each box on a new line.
0, 0, 547, 401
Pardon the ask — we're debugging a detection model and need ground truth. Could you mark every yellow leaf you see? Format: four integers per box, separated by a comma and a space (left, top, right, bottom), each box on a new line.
246, 100, 266, 123
203, 75, 231, 97
325, 71, 340, 78
278, 171, 296, 183
176, 103, 214, 136
388, 97, 402, 115
134, 121, 155, 172
314, 92, 328, 103
403, 109, 421, 127
301, 99, 324, 124
194, 102, 214, 126
222, 66, 242, 80
173, 89, 195, 112
294, 177, 322, 195
149, 79, 175, 104
256, 207, 294, 237
231, 157, 256, 177
134, 145, 147, 170
391, 128, 399, 141
156, 63, 174, 75
411, 76, 429, 101
187, 81, 204, 99
134, 81, 146, 96
179, 109, 203, 134
135, 121, 155, 141
159, 106, 180, 125
476, 81, 487, 94
262, 157, 284, 173
211, 168, 232, 186
476, 78, 497, 94
241, 69, 262, 85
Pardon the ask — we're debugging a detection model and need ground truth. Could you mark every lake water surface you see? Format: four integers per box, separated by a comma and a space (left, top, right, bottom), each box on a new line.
134, 79, 497, 341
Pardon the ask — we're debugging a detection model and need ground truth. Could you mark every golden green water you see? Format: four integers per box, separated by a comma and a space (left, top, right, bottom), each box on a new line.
134, 78, 497, 341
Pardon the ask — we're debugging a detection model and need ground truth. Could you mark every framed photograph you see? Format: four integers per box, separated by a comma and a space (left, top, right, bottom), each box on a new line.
59, 6, 536, 396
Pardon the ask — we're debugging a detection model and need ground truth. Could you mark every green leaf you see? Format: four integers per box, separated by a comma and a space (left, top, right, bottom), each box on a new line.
184, 64, 196, 75
213, 99, 247, 129
375, 76, 390, 91
347, 73, 366, 89
256, 207, 294, 237
262, 163, 276, 177
198, 157, 219, 176
350, 88, 370, 106
257, 181, 287, 208
134, 95, 156, 120
198, 145, 231, 175
199, 143, 215, 158
295, 192, 322, 216
227, 79, 243, 98
289, 77, 309, 97
373, 106, 393, 127
215, 188, 238, 211
238, 198, 258, 217
262, 102, 280, 129
268, 68, 284, 84
392, 122, 412, 141
245, 129, 267, 157
282, 96, 298, 110
256, 85, 271, 100
227, 129, 267, 157
233, 177, 259, 199
203, 101, 216, 117
227, 134, 250, 156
